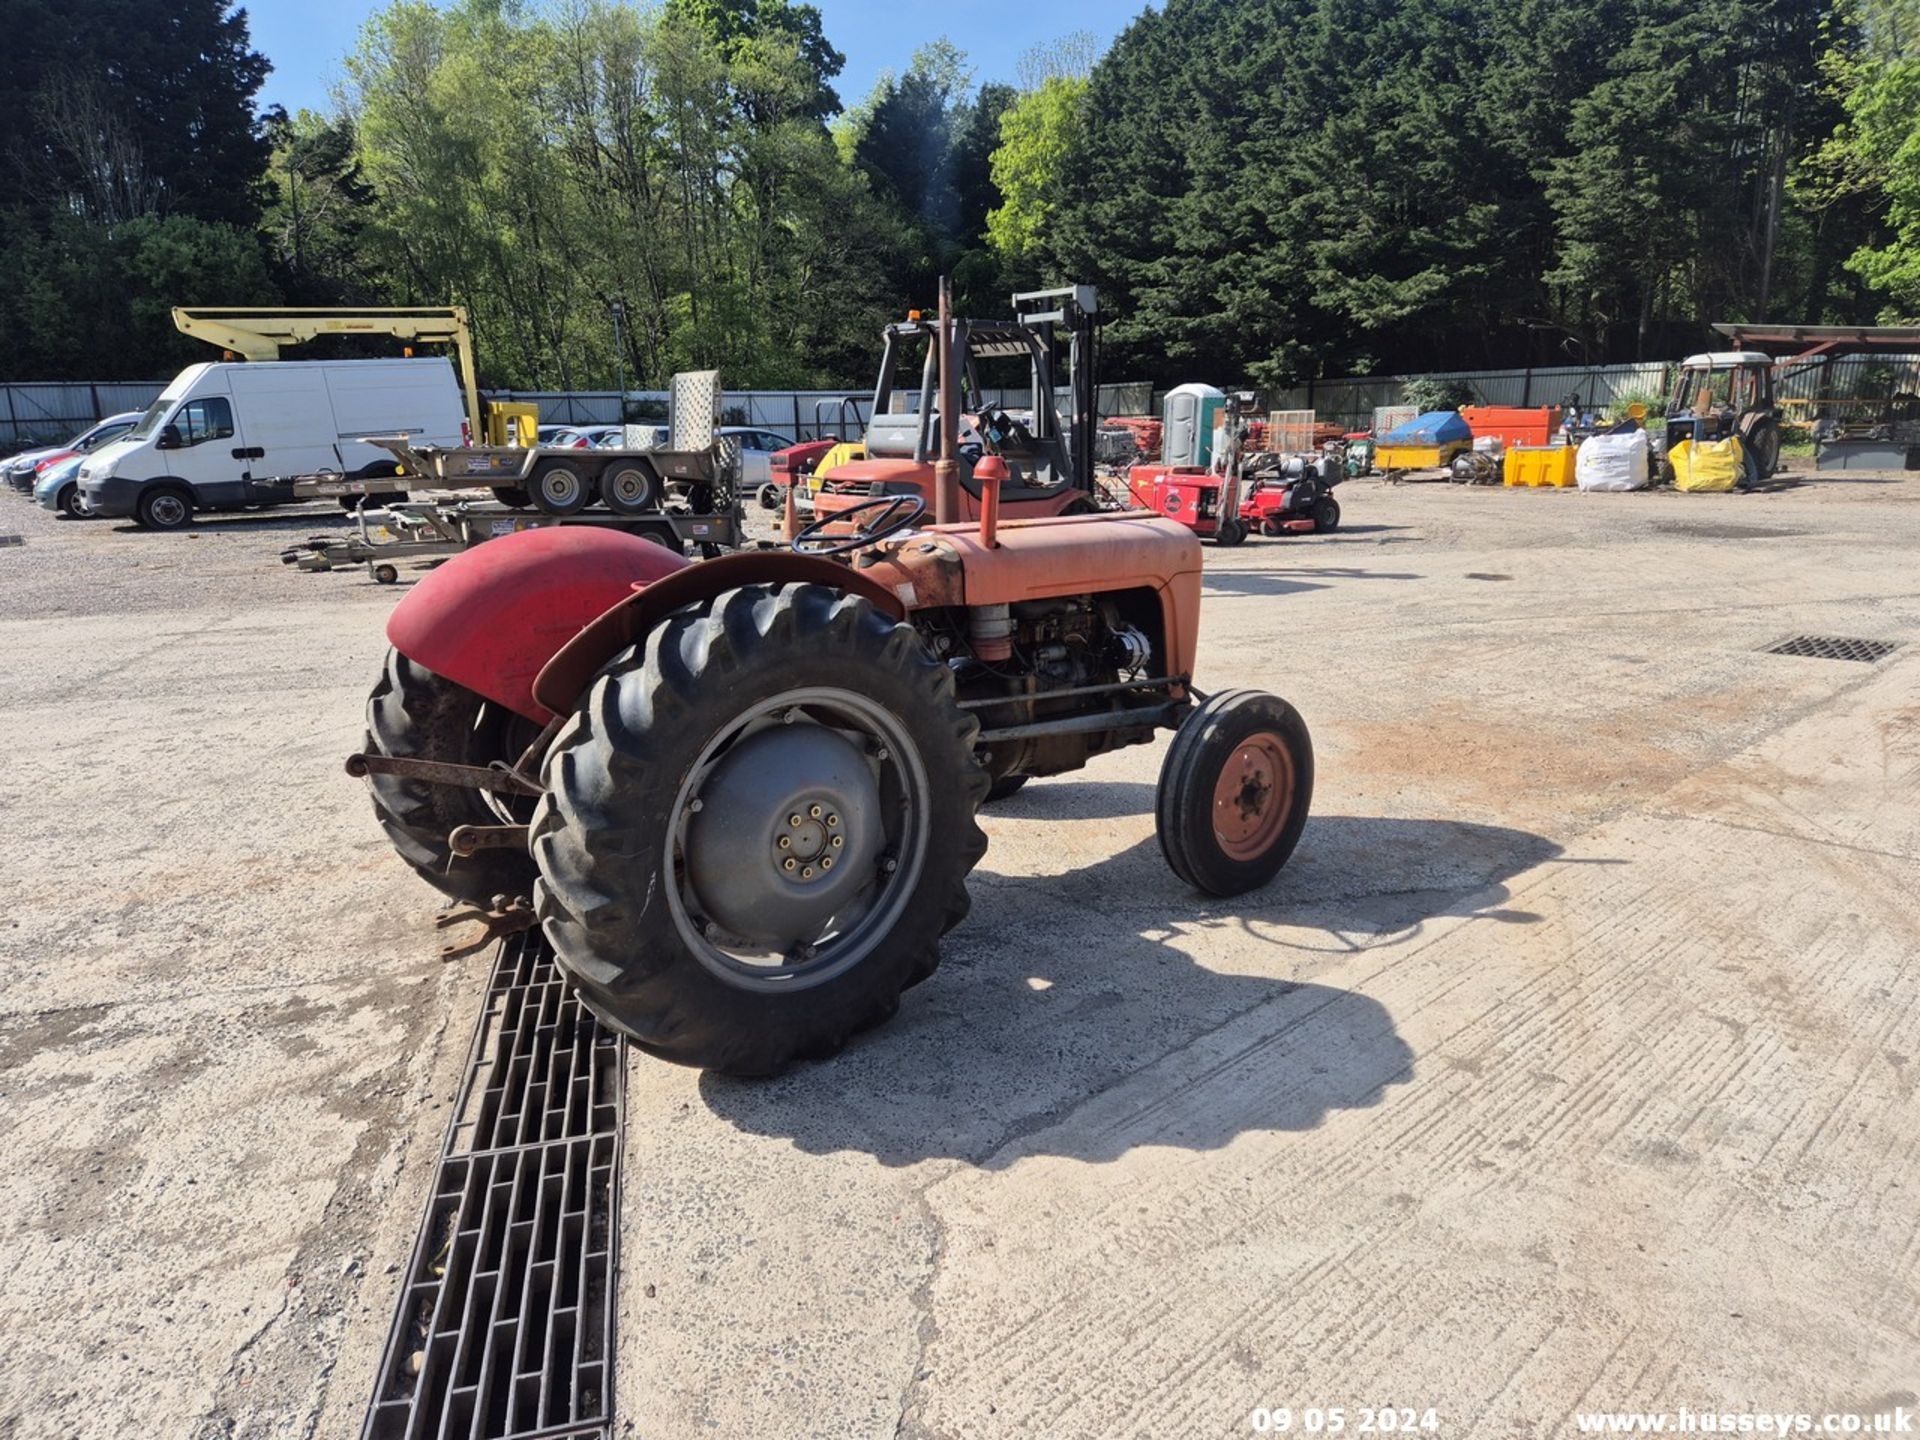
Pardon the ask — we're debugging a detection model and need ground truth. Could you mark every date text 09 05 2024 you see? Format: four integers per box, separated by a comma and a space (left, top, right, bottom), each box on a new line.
1250, 1407, 1441, 1433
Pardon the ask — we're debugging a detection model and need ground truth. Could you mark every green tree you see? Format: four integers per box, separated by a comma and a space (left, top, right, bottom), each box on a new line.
988, 76, 1087, 263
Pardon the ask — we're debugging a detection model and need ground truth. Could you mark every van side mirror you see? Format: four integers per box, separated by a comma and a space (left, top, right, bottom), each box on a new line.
156, 424, 181, 451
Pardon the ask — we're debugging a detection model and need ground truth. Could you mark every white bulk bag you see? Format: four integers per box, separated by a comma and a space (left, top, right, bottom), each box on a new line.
1575, 430, 1650, 491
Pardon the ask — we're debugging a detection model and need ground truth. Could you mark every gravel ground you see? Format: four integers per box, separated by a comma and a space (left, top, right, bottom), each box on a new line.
1, 470, 1916, 1438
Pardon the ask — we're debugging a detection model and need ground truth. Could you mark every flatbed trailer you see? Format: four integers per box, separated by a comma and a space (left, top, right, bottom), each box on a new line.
280, 497, 744, 583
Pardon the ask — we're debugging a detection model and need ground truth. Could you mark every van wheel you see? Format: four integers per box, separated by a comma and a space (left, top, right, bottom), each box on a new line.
137, 487, 193, 531
531, 461, 590, 515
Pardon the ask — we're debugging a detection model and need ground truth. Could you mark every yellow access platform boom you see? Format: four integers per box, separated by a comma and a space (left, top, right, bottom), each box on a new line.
171, 306, 485, 440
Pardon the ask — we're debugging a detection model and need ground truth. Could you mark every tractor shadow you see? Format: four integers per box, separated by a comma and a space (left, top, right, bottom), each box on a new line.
699, 805, 1565, 1169
1201, 565, 1424, 598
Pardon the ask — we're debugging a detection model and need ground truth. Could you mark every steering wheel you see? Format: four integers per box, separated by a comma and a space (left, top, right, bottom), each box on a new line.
792, 494, 928, 557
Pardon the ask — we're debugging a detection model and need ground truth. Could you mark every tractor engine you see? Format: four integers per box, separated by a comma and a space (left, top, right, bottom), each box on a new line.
913, 596, 1159, 787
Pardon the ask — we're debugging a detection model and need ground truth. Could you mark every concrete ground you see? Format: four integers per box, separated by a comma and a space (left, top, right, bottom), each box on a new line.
0, 469, 1915, 1438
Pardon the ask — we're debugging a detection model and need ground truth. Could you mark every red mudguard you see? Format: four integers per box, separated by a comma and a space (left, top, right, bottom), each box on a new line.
386, 527, 690, 723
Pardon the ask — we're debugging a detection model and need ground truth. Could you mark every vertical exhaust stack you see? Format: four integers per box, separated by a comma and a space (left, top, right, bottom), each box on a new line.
934, 276, 960, 527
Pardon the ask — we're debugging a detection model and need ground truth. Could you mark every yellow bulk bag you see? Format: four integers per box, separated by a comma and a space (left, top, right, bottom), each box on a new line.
1670, 436, 1745, 492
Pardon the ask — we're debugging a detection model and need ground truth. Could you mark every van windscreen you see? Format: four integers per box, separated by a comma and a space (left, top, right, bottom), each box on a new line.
127, 398, 173, 441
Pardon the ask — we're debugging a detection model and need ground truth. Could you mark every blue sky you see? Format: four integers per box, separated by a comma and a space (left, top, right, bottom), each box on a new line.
245, 0, 1147, 118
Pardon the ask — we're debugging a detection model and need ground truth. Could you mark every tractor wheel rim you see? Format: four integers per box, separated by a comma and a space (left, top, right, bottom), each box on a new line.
1212, 732, 1293, 861
667, 685, 928, 991
152, 495, 186, 526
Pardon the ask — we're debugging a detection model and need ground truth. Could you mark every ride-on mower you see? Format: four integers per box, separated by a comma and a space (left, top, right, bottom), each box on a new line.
350, 284, 1314, 1076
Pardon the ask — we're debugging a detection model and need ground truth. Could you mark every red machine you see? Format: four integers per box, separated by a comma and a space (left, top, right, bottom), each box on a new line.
1124, 394, 1342, 544
348, 290, 1315, 1076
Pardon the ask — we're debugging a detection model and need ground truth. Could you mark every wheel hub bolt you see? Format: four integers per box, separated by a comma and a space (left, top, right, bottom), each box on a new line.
783, 857, 797, 871
778, 835, 791, 849
820, 855, 834, 870
809, 804, 822, 819
830, 834, 843, 848
801, 865, 814, 879
789, 813, 802, 827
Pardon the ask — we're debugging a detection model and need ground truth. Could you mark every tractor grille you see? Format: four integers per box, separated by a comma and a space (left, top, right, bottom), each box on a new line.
1762, 634, 1902, 664
365, 932, 624, 1440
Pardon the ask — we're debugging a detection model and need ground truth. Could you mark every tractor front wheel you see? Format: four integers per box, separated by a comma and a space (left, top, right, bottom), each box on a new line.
533, 583, 989, 1074
364, 649, 539, 905
1156, 689, 1313, 897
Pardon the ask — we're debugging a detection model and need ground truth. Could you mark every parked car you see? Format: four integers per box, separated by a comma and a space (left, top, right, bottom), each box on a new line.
4, 411, 142, 492
33, 453, 90, 517
572, 424, 624, 447
719, 426, 795, 494
601, 424, 668, 450
79, 358, 465, 530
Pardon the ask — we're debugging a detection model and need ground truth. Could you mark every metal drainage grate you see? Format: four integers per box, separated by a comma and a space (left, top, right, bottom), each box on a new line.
366, 931, 624, 1440
1762, 634, 1902, 664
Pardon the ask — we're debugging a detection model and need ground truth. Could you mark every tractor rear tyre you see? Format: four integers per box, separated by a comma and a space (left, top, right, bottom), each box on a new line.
364, 649, 539, 905
602, 463, 662, 516
1313, 496, 1341, 532
533, 583, 989, 1074
491, 485, 533, 509
1214, 518, 1248, 547
1156, 689, 1313, 897
530, 460, 591, 515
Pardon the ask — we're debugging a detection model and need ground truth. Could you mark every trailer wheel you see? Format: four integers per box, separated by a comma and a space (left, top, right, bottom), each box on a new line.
364, 649, 538, 905
602, 463, 662, 516
491, 485, 533, 509
530, 460, 591, 515
1213, 518, 1248, 547
533, 583, 989, 1074
1156, 689, 1313, 897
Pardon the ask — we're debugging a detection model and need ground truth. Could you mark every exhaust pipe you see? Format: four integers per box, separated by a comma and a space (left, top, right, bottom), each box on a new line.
934, 275, 959, 526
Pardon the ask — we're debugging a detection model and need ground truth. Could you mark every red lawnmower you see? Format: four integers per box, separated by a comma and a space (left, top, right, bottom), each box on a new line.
350, 292, 1315, 1076
1126, 394, 1343, 545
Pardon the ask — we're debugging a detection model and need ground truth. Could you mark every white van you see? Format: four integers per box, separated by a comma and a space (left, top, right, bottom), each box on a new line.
79, 357, 466, 530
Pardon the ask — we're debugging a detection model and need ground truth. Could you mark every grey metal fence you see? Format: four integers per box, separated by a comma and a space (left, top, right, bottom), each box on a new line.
1, 382, 168, 447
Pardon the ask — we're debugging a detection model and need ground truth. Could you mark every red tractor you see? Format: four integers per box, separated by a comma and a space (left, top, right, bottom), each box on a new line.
350, 311, 1314, 1077
809, 285, 1104, 526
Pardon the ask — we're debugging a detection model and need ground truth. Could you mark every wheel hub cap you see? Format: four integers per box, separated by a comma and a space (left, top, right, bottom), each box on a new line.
1212, 733, 1293, 861
683, 725, 880, 950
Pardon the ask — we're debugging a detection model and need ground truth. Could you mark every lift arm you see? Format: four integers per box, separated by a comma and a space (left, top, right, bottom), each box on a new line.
171, 306, 485, 439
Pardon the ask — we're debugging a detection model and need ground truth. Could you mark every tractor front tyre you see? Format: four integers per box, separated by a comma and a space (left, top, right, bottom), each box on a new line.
533, 583, 989, 1075
1213, 518, 1248, 548
364, 649, 539, 905
1156, 689, 1313, 897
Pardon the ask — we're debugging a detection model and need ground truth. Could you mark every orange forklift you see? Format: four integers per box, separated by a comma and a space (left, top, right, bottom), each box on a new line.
809, 286, 1103, 526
